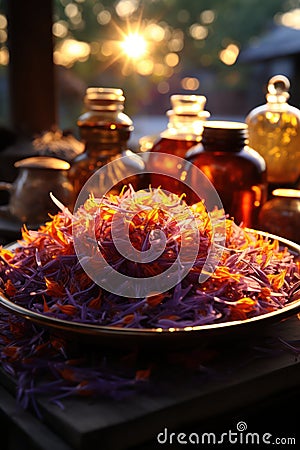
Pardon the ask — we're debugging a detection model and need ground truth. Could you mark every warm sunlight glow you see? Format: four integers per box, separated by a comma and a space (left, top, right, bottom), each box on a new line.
120, 32, 147, 59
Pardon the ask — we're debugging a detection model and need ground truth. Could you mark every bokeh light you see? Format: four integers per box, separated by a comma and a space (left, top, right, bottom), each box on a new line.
65, 3, 79, 19
181, 77, 200, 90
115, 0, 139, 19
278, 8, 300, 29
97, 10, 112, 25
0, 46, 9, 65
200, 10, 215, 24
145, 23, 165, 42
189, 24, 208, 40
157, 80, 170, 94
164, 52, 179, 67
54, 38, 90, 67
0, 14, 7, 29
52, 21, 68, 38
0, 30, 7, 44
219, 43, 239, 65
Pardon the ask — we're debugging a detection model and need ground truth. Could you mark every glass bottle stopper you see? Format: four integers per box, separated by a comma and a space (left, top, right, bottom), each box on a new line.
266, 75, 290, 103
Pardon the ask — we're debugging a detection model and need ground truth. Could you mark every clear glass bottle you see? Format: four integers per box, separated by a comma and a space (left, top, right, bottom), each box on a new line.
69, 87, 144, 205
147, 94, 210, 195
246, 75, 300, 193
185, 121, 268, 228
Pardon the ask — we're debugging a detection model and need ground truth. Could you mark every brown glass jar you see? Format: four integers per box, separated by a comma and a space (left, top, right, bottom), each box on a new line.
185, 121, 268, 228
258, 188, 300, 243
69, 87, 144, 206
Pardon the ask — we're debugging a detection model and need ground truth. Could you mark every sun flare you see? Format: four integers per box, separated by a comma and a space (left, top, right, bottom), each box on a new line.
120, 32, 147, 59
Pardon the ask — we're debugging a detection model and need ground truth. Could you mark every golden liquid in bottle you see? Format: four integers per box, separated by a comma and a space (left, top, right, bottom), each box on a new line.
247, 110, 300, 186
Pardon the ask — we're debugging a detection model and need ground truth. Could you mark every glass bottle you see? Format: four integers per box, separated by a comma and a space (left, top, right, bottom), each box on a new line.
245, 75, 300, 194
258, 188, 300, 244
185, 121, 268, 228
146, 94, 210, 196
69, 87, 144, 205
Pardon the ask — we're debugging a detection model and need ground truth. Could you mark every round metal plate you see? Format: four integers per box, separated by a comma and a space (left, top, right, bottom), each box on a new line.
1, 230, 300, 348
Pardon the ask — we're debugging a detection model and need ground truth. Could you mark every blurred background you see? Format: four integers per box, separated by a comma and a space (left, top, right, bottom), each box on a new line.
1, 0, 300, 143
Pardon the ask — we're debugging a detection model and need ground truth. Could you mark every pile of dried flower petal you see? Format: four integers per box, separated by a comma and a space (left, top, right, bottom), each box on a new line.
0, 187, 299, 330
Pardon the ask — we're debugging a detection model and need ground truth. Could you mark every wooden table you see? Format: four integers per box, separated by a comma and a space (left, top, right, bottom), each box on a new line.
0, 314, 299, 450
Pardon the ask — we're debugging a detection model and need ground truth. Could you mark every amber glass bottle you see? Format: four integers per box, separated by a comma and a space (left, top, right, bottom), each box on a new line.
147, 94, 210, 196
258, 188, 300, 244
246, 75, 300, 194
69, 87, 144, 205
185, 121, 268, 228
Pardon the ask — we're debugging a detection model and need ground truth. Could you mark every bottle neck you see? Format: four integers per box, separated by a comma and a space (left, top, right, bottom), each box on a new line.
201, 121, 248, 152
84, 87, 126, 112
161, 111, 209, 140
